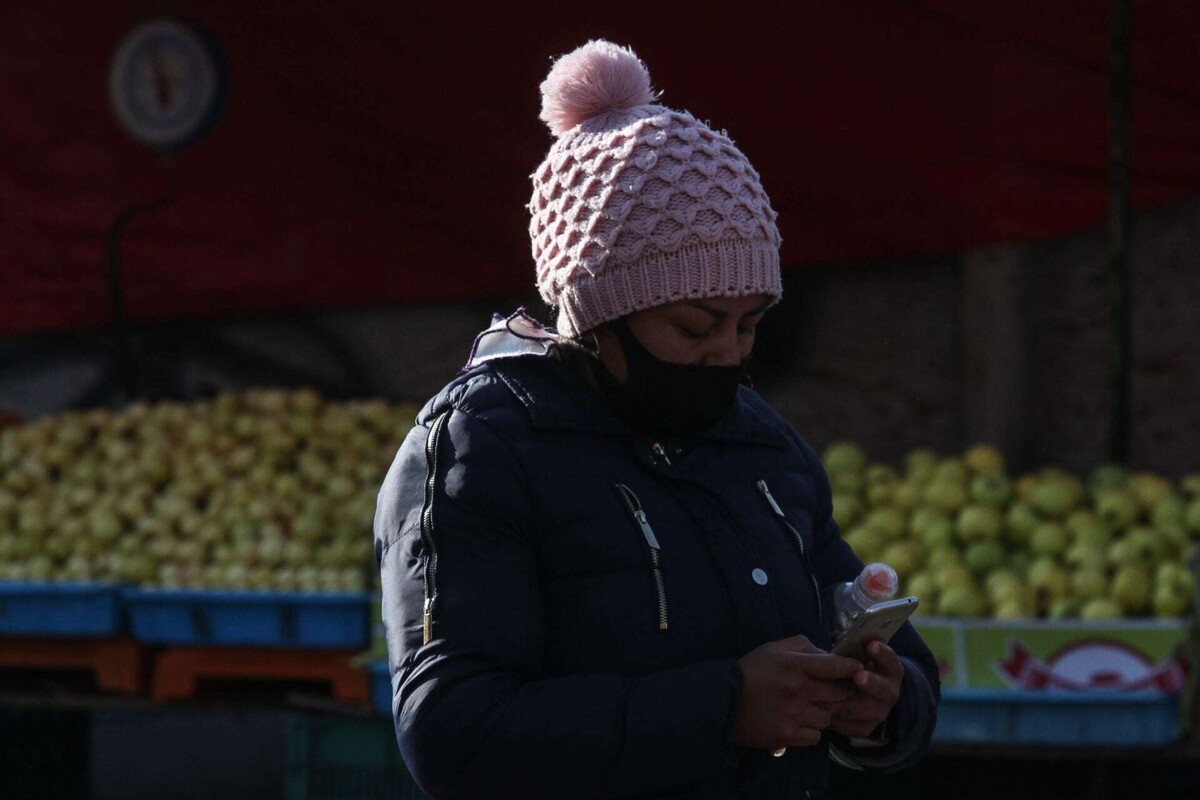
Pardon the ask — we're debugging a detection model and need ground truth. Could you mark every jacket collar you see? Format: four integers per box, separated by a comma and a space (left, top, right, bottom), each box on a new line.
483, 329, 790, 451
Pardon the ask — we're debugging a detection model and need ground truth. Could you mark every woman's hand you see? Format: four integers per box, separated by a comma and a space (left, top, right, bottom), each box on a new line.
732, 635, 862, 751
818, 640, 905, 740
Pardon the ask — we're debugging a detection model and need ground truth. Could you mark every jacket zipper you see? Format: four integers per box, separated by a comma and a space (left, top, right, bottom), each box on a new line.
420, 410, 452, 644
756, 479, 825, 626
614, 483, 669, 630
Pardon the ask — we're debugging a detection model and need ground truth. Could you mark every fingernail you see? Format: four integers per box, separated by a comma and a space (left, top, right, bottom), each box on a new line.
856, 672, 868, 687
868, 642, 880, 657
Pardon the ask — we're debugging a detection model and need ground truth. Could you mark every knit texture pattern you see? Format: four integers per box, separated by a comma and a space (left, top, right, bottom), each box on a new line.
529, 53, 782, 337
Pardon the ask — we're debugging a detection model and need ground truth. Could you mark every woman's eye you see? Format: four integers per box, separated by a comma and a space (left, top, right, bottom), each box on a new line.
678, 327, 708, 340
738, 327, 756, 337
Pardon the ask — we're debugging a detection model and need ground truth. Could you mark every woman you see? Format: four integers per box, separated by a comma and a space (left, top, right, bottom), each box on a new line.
375, 40, 939, 799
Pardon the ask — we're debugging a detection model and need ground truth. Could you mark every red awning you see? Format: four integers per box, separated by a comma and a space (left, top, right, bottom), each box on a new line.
2, 1, 1198, 335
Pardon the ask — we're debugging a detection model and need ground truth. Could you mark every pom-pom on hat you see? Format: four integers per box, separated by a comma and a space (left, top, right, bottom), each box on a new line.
529, 39, 782, 338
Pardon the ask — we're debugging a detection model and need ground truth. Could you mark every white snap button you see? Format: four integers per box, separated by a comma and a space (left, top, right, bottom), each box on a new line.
752, 568, 768, 585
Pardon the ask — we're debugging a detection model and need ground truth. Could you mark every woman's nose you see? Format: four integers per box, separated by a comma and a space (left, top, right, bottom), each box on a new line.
702, 328, 743, 367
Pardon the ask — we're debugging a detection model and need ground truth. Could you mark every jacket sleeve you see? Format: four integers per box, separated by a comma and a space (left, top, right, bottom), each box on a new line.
376, 404, 744, 800
792, 432, 941, 774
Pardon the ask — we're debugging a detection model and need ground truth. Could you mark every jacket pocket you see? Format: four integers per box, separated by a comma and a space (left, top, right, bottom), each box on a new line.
756, 478, 825, 627
613, 483, 669, 631
419, 410, 452, 644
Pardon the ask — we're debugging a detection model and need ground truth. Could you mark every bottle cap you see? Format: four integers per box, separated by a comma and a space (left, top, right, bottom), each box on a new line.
859, 563, 899, 602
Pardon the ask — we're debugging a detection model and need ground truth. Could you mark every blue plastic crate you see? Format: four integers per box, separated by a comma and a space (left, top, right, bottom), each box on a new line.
123, 589, 371, 649
0, 582, 122, 637
367, 661, 391, 718
934, 689, 1181, 747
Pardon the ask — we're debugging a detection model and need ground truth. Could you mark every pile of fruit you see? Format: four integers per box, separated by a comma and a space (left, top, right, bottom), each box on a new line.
825, 443, 1200, 620
0, 390, 418, 592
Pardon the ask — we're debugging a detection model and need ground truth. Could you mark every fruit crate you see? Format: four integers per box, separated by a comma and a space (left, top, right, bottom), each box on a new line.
123, 588, 371, 649
367, 660, 391, 718
0, 581, 122, 637
286, 712, 427, 800
934, 689, 1182, 746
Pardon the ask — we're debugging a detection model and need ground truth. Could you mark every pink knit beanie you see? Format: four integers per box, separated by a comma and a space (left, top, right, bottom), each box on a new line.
529, 40, 783, 338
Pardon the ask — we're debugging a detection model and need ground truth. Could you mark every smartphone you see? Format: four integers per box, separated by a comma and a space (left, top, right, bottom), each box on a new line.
831, 596, 919, 663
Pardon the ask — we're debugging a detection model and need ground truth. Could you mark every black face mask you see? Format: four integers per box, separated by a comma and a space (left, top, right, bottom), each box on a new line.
590, 316, 747, 438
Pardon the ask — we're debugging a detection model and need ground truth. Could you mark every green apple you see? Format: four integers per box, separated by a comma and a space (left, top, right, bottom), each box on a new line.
833, 493, 865, 527
915, 518, 956, 550
844, 524, 886, 559
830, 470, 865, 495
1095, 488, 1142, 530
1107, 538, 1140, 569
1129, 473, 1175, 510
881, 541, 924, 579
1064, 543, 1107, 572
985, 568, 1023, 595
1080, 598, 1123, 620
1150, 496, 1185, 529
823, 441, 868, 474
1029, 478, 1084, 518
937, 584, 988, 617
865, 467, 897, 508
273, 566, 299, 592
1030, 522, 1069, 557
1027, 558, 1070, 600
905, 448, 939, 483
910, 506, 948, 537
933, 459, 968, 485
891, 480, 924, 511
924, 480, 968, 514
964, 444, 1006, 476
1071, 517, 1114, 549
1156, 522, 1190, 557
994, 599, 1029, 620
1152, 584, 1191, 617
969, 473, 1013, 508
905, 571, 938, 604
1156, 562, 1196, 594
1069, 568, 1108, 602
933, 563, 975, 593
1183, 498, 1200, 535
1004, 503, 1041, 546
957, 506, 1003, 542
1127, 527, 1166, 565
1015, 474, 1039, 503
1111, 566, 1152, 615
865, 507, 906, 540
964, 541, 1007, 574
1180, 474, 1200, 498
927, 547, 964, 571
86, 509, 122, 543
1048, 597, 1080, 620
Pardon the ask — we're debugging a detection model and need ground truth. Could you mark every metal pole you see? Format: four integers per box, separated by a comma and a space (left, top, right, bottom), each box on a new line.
102, 154, 178, 403
1108, 0, 1132, 465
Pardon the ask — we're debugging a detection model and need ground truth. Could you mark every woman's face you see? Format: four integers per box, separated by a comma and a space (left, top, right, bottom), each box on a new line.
594, 293, 773, 382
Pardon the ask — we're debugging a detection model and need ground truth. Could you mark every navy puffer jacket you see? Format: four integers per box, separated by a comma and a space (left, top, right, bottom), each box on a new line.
375, 321, 939, 799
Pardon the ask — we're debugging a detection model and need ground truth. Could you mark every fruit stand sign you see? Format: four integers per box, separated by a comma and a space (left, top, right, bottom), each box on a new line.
964, 619, 1189, 692
911, 619, 965, 688
917, 618, 1190, 693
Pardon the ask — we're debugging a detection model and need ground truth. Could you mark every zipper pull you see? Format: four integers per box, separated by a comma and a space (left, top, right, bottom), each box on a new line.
634, 510, 661, 550
651, 442, 672, 466
757, 479, 785, 517
422, 596, 433, 644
